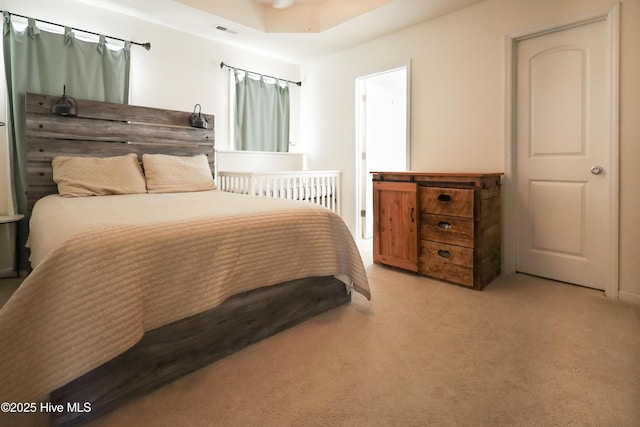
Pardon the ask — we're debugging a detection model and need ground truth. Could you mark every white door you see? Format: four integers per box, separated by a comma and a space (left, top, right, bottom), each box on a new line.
357, 68, 408, 239
515, 19, 612, 290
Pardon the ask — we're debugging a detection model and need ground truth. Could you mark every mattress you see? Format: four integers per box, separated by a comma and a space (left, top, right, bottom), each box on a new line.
0, 190, 370, 402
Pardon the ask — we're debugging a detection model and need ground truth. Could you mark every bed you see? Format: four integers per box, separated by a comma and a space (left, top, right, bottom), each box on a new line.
0, 93, 370, 425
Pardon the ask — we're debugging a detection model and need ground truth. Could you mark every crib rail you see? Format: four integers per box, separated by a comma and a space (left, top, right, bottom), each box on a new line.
218, 170, 341, 215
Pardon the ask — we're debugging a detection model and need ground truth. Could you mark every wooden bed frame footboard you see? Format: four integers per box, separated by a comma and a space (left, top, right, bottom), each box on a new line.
49, 276, 350, 426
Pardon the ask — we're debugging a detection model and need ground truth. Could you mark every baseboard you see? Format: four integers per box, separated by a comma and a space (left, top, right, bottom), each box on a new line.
618, 290, 640, 306
0, 267, 17, 279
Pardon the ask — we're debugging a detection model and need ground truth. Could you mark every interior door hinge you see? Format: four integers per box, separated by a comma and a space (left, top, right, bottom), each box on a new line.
360, 210, 366, 217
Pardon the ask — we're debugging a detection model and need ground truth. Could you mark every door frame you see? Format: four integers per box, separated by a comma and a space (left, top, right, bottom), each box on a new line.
503, 4, 620, 298
355, 62, 411, 240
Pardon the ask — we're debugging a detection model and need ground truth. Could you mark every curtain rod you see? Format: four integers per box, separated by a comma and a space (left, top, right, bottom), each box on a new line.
2, 10, 151, 50
220, 62, 301, 87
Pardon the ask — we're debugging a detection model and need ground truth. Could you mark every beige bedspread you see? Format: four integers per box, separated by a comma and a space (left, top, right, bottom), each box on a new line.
0, 191, 370, 402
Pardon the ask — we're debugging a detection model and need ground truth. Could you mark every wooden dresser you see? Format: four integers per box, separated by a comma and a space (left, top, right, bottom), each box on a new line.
372, 172, 502, 289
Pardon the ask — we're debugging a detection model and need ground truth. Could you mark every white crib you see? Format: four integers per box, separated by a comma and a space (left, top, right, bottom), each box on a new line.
215, 150, 342, 214
217, 170, 341, 214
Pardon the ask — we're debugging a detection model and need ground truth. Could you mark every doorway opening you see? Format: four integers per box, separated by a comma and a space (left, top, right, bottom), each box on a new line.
355, 65, 410, 240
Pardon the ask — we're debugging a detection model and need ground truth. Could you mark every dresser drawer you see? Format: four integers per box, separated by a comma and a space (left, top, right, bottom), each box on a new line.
420, 187, 474, 218
420, 213, 474, 247
419, 241, 474, 287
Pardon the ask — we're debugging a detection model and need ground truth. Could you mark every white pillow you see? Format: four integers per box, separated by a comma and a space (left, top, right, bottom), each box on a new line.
52, 153, 147, 197
142, 154, 216, 193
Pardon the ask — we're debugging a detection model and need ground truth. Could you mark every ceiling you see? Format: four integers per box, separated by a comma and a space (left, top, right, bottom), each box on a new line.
77, 0, 486, 63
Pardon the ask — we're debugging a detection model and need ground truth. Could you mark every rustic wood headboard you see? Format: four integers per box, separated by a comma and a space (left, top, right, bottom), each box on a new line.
25, 92, 215, 210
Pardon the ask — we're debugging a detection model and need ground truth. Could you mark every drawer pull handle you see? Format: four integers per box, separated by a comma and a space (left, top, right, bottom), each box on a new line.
438, 221, 452, 230
437, 249, 452, 258
437, 194, 452, 202
410, 207, 415, 223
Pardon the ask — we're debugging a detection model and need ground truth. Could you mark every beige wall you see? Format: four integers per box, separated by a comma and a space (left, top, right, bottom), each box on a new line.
300, 0, 640, 300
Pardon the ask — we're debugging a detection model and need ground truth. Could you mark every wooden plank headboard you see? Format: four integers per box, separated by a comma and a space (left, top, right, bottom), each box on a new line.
25, 92, 215, 210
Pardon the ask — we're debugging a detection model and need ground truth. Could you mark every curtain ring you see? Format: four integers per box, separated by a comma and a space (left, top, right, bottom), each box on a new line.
3, 12, 11, 37
97, 35, 106, 55
27, 18, 40, 39
64, 27, 74, 47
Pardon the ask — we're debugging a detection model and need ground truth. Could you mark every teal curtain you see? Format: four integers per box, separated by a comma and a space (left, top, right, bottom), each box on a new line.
3, 12, 130, 269
235, 72, 290, 152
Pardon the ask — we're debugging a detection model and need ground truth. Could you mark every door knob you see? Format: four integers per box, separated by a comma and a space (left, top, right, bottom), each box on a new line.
590, 166, 603, 175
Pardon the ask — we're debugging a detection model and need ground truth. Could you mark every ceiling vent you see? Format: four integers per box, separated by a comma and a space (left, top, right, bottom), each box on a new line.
214, 25, 238, 35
